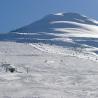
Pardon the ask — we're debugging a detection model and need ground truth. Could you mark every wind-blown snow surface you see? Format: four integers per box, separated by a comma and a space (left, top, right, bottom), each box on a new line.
1, 13, 98, 98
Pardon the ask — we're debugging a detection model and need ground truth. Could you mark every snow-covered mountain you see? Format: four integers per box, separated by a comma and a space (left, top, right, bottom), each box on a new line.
11, 12, 98, 33
0, 12, 98, 54
1, 12, 98, 98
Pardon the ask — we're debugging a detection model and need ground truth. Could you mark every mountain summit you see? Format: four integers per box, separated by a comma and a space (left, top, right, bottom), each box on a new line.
11, 12, 98, 33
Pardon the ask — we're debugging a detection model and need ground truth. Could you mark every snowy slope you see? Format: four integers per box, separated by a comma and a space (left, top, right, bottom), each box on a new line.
0, 42, 98, 98
0, 12, 98, 98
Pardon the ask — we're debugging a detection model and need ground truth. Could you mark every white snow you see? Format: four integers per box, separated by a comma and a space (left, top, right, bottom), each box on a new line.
0, 41, 98, 98
1, 13, 98, 98
54, 12, 64, 16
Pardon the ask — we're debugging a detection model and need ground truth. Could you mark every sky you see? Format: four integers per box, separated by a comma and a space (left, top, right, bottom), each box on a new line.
0, 0, 98, 33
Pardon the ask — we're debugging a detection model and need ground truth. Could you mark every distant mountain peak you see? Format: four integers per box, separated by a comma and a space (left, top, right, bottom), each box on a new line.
0, 12, 98, 49
11, 12, 98, 33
